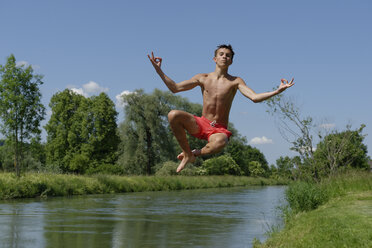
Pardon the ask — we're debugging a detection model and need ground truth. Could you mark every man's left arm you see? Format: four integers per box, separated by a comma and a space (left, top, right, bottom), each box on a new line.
238, 78, 294, 103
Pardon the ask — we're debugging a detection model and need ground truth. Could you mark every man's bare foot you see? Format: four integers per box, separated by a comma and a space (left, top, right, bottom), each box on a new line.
176, 153, 196, 173
177, 149, 201, 160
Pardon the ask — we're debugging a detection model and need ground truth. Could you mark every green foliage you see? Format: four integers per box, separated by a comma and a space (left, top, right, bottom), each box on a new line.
117, 89, 204, 175
154, 161, 179, 176
275, 156, 294, 179
285, 181, 329, 213
45, 90, 119, 173
274, 156, 304, 180
256, 171, 372, 248
313, 124, 369, 176
154, 161, 199, 176
225, 135, 269, 176
0, 140, 14, 171
265, 94, 315, 161
85, 163, 124, 175
202, 154, 243, 175
248, 161, 265, 177
257, 191, 372, 248
285, 170, 372, 214
0, 172, 286, 199
0, 54, 46, 176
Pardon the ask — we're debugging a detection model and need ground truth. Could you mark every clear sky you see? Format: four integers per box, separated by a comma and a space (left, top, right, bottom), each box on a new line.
1, 0, 371, 165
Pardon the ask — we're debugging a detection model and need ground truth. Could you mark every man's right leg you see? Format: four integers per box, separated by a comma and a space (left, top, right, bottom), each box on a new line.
168, 110, 200, 172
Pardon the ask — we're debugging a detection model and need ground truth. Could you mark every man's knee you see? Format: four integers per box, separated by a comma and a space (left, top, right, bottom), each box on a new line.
209, 134, 228, 152
216, 138, 228, 150
168, 110, 181, 123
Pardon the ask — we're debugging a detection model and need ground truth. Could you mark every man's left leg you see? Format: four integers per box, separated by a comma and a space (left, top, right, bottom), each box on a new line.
178, 133, 228, 159
198, 133, 228, 156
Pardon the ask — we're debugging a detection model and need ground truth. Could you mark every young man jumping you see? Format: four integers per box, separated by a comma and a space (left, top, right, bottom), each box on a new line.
148, 44, 294, 173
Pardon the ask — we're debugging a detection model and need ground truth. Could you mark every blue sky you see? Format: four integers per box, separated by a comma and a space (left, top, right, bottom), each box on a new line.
1, 0, 371, 165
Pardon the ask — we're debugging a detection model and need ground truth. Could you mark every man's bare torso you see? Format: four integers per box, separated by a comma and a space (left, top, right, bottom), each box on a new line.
198, 72, 241, 126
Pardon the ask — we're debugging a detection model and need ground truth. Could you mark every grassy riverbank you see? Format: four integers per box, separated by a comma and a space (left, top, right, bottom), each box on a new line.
0, 172, 287, 200
255, 171, 372, 248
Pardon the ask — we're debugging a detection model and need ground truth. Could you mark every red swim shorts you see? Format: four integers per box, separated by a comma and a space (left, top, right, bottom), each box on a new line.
191, 116, 232, 141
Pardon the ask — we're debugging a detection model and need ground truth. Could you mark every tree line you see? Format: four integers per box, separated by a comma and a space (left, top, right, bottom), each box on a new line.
0, 55, 369, 179
0, 54, 270, 177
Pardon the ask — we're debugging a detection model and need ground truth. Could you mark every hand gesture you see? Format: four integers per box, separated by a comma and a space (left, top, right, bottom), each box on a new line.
147, 51, 162, 71
278, 78, 295, 92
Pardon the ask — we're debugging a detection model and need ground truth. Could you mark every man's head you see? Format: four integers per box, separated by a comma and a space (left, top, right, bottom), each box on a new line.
213, 44, 234, 68
214, 44, 235, 61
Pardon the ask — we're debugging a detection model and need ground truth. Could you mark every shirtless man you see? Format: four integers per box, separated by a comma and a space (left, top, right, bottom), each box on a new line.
148, 44, 294, 173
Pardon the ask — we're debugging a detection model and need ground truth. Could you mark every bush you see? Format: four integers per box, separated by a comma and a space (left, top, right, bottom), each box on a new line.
155, 161, 199, 176
248, 161, 265, 177
85, 163, 124, 175
285, 181, 329, 213
312, 125, 369, 177
155, 161, 178, 176
202, 155, 243, 175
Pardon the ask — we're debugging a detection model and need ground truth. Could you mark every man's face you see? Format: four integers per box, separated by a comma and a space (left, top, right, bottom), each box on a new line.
213, 48, 233, 67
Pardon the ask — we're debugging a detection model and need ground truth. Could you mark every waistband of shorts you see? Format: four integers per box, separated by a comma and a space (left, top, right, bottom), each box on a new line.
200, 116, 228, 129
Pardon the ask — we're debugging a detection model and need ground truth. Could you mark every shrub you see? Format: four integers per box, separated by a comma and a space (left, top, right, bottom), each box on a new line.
285, 181, 329, 213
248, 161, 265, 177
155, 161, 199, 176
155, 161, 179, 176
85, 163, 124, 175
202, 155, 243, 175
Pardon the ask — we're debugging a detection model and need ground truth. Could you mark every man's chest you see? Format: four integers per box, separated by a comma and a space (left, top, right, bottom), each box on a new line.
202, 80, 238, 97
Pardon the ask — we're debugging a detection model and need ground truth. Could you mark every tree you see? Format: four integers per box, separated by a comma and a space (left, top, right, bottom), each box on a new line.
45, 89, 86, 171
225, 135, 269, 176
313, 124, 369, 176
265, 93, 315, 161
117, 89, 205, 175
45, 90, 119, 173
275, 156, 296, 179
0, 54, 45, 176
84, 93, 120, 165
248, 161, 265, 177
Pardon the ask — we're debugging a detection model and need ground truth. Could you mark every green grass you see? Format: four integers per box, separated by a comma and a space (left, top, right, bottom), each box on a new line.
254, 171, 372, 248
255, 191, 372, 248
0, 172, 287, 200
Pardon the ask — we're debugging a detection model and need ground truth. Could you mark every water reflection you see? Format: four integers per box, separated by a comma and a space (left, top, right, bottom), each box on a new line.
0, 186, 285, 248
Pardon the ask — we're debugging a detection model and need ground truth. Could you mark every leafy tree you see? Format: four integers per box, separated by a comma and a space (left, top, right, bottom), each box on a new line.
84, 93, 120, 166
225, 135, 269, 176
117, 89, 204, 175
275, 156, 295, 179
45, 89, 86, 171
45, 90, 119, 173
0, 139, 13, 171
313, 124, 369, 176
248, 161, 265, 177
0, 54, 45, 176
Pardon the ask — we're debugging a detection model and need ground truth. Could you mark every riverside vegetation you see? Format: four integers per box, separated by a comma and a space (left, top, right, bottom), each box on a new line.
0, 173, 287, 200
254, 170, 372, 248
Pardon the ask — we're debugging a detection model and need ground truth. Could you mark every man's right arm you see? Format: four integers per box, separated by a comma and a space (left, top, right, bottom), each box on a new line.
148, 52, 201, 93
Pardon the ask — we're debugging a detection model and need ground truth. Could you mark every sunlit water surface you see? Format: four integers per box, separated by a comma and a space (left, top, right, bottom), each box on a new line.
0, 186, 285, 248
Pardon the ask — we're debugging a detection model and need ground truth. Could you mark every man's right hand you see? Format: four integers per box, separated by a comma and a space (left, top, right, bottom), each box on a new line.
147, 52, 162, 72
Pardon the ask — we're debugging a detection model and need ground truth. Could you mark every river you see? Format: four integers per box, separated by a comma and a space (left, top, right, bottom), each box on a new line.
0, 186, 285, 248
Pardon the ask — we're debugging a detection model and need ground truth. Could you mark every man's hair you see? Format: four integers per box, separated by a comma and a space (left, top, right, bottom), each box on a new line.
214, 44, 235, 60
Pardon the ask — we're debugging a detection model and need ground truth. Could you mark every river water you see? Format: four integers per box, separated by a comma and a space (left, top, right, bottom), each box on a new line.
0, 186, 285, 248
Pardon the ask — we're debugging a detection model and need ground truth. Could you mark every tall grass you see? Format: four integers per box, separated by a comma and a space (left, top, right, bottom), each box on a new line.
284, 170, 372, 214
254, 170, 372, 248
0, 172, 287, 200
